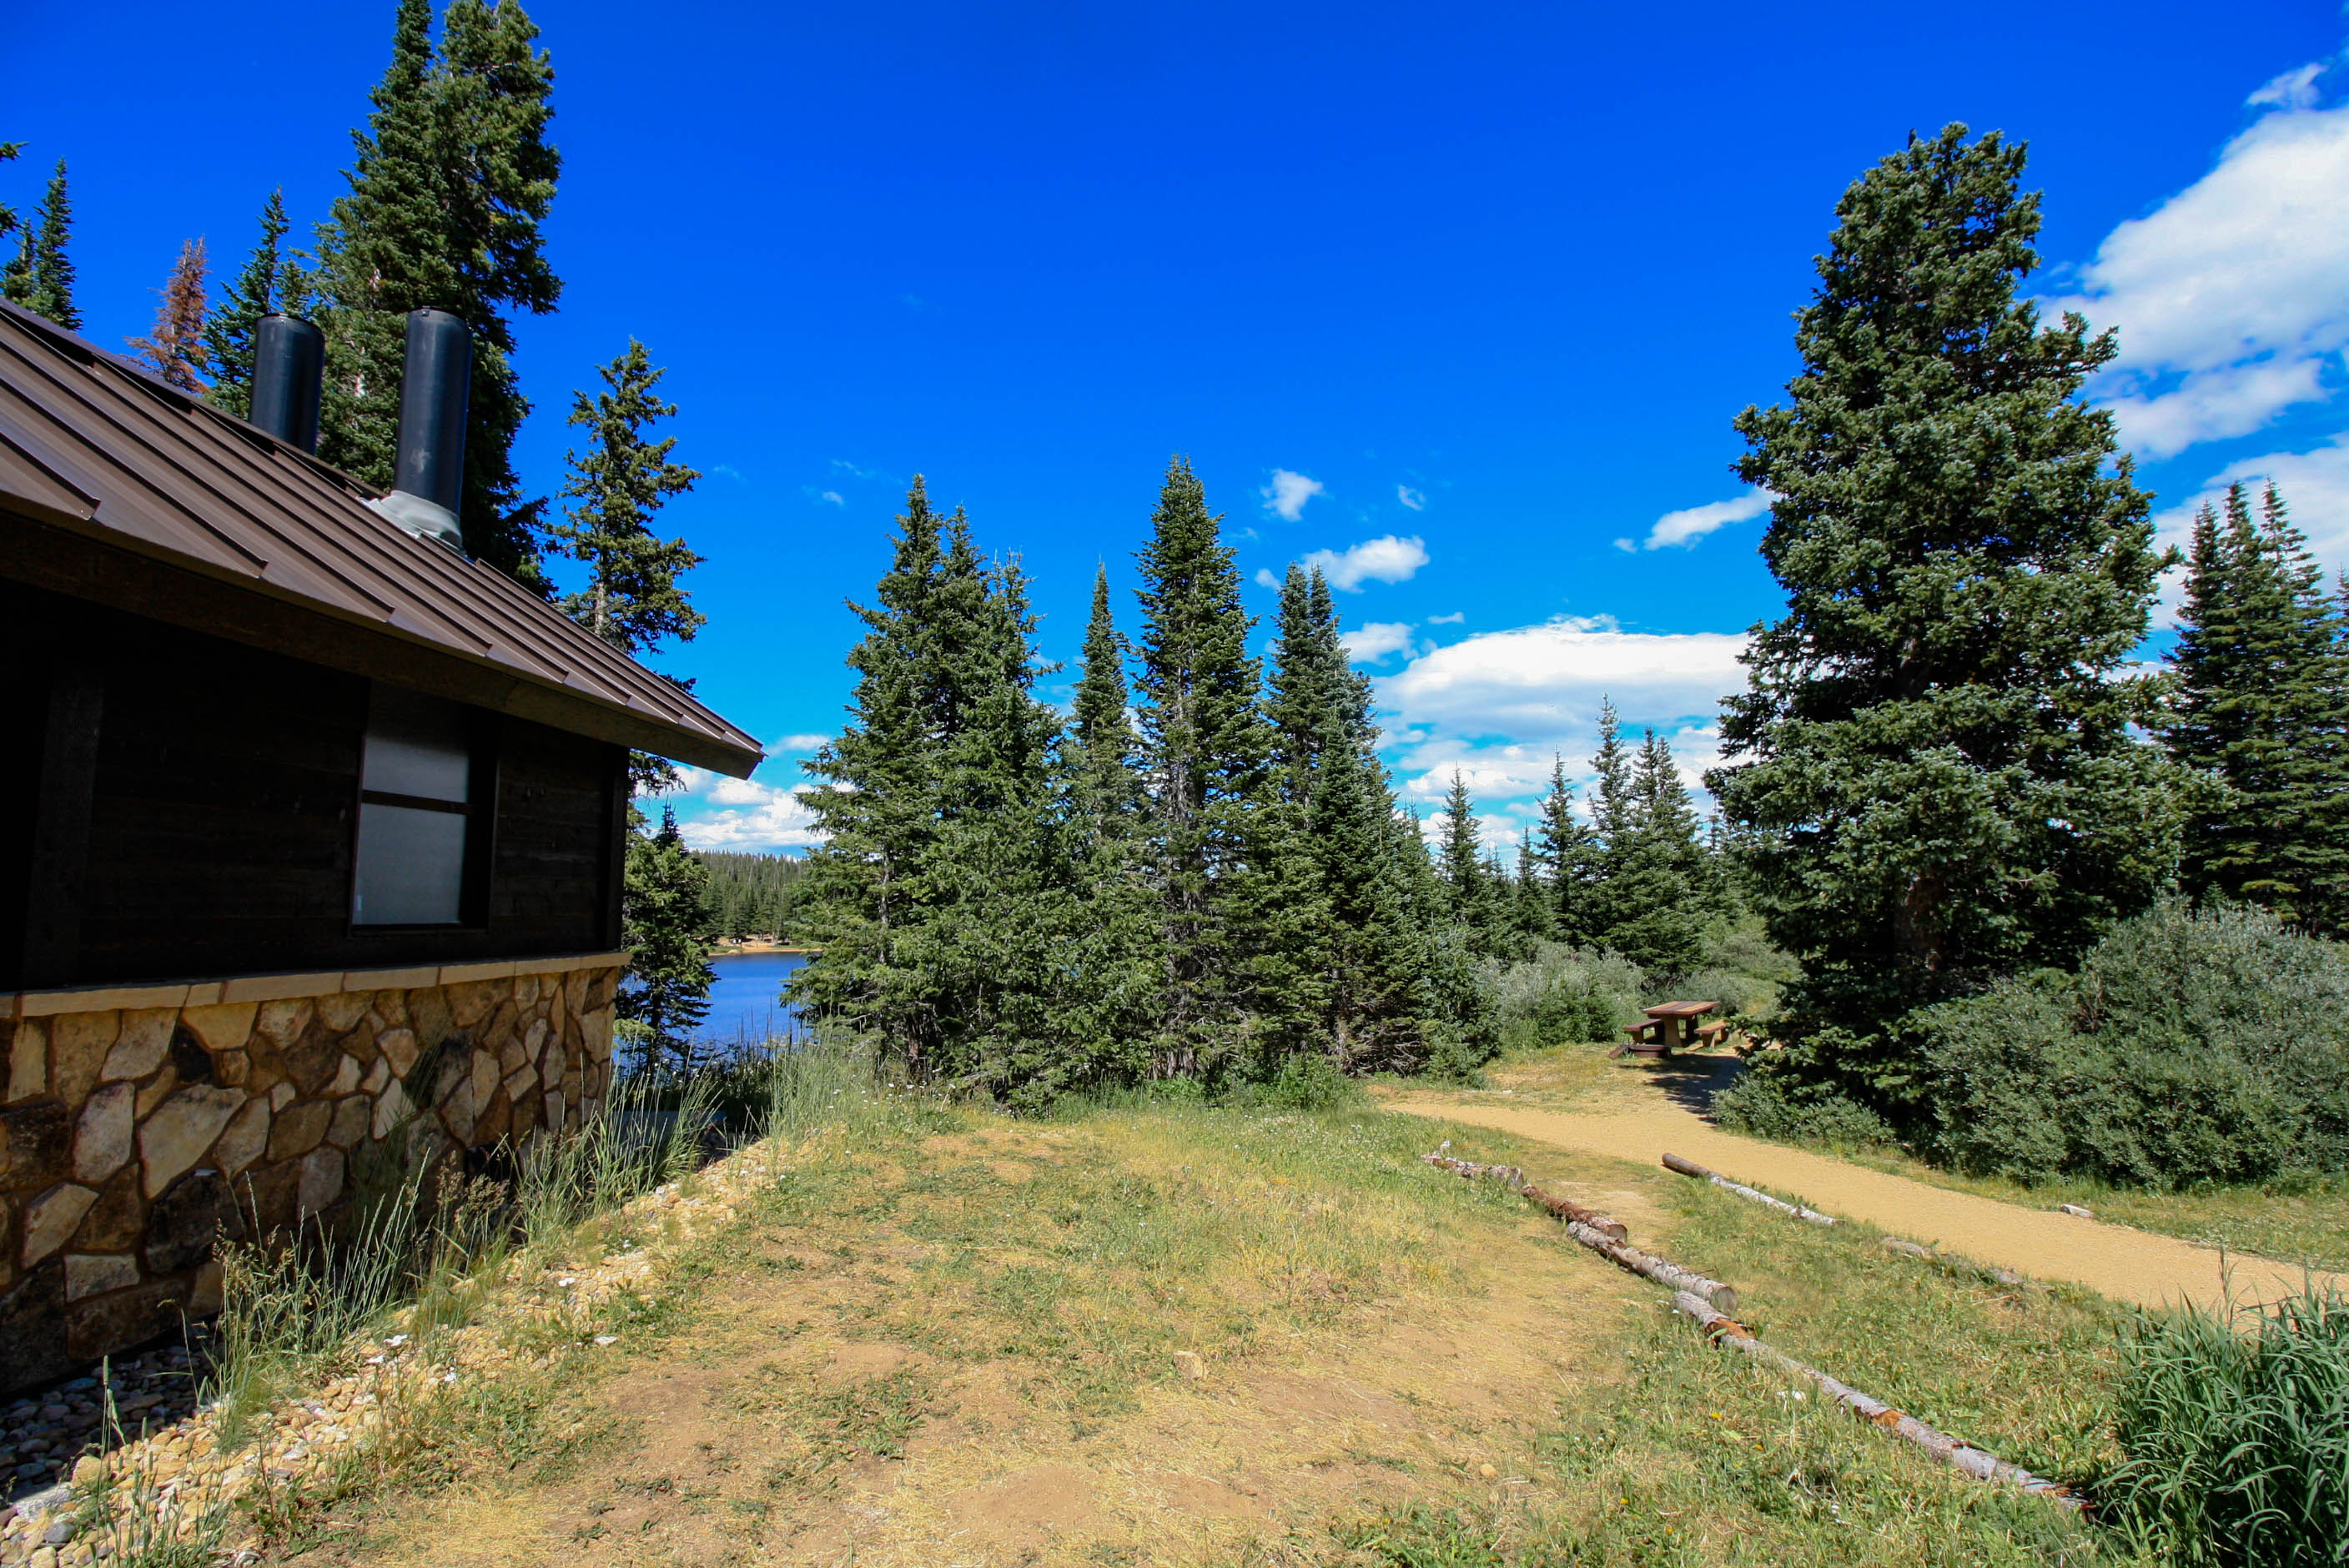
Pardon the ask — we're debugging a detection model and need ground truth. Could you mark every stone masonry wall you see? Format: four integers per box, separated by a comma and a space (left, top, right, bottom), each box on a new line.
0, 955, 621, 1395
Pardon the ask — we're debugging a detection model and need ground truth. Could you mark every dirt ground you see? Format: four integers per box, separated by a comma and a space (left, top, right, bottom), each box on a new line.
312, 1118, 1665, 1566
1385, 1057, 2349, 1312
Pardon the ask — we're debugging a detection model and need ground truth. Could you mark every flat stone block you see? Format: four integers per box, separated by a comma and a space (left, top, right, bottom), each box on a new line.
72, 1084, 133, 1184
437, 960, 518, 987
18, 984, 190, 1018
298, 1146, 346, 1217
50, 1012, 119, 1104
179, 1003, 258, 1053
211, 1097, 269, 1176
66, 1251, 140, 1303
101, 1010, 174, 1083
6, 1018, 48, 1103
220, 971, 345, 1004
266, 1098, 332, 1163
376, 1027, 420, 1078
345, 966, 440, 992
21, 1184, 96, 1268
139, 1086, 243, 1198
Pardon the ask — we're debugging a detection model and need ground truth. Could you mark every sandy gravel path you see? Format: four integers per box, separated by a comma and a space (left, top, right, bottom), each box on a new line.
1386, 1093, 2346, 1312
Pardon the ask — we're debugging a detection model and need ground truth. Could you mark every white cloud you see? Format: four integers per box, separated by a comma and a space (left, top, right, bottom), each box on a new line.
769, 732, 831, 755
1396, 484, 1426, 511
1623, 489, 1773, 551
1253, 567, 1280, 589
1262, 469, 1325, 521
1426, 611, 1465, 626
2045, 78, 2349, 456
1300, 534, 1430, 591
819, 490, 844, 505
1341, 621, 1416, 663
2251, 62, 2326, 111
673, 778, 827, 852
1372, 615, 1751, 813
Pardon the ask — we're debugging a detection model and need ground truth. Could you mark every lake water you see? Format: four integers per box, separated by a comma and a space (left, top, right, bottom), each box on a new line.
697, 951, 811, 1048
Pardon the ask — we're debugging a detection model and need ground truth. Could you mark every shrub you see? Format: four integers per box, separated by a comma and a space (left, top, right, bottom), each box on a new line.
2104, 1284, 2349, 1566
1711, 1068, 1899, 1148
1483, 943, 1647, 1050
1919, 902, 2349, 1188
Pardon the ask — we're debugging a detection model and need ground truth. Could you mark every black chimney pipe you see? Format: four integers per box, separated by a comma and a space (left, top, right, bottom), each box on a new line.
248, 314, 323, 454
366, 309, 472, 552
395, 309, 470, 518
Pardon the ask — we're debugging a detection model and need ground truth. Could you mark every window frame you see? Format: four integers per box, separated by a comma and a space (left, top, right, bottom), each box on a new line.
347, 686, 499, 932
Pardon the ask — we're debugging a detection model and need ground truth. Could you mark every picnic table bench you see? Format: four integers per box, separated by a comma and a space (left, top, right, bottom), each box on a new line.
1609, 999, 1723, 1058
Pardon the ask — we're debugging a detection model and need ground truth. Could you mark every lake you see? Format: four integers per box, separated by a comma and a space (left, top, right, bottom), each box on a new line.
697, 951, 811, 1048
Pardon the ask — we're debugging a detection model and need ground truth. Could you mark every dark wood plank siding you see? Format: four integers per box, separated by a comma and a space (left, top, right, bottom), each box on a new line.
0, 580, 626, 988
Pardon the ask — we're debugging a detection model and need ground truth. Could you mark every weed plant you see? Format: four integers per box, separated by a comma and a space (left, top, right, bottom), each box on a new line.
2105, 1283, 2349, 1566
205, 1039, 873, 1447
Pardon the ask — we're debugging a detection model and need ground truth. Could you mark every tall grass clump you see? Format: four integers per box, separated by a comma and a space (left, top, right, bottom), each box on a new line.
2105, 1284, 2349, 1565
206, 1038, 877, 1444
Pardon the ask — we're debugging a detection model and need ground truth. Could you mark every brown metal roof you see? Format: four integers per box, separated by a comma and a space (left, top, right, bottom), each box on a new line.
0, 299, 762, 776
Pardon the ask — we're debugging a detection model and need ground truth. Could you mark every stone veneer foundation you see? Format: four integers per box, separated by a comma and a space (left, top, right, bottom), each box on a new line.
0, 952, 623, 1395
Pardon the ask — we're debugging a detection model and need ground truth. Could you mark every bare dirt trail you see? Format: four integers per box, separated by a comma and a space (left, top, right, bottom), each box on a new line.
1383, 1088, 2348, 1312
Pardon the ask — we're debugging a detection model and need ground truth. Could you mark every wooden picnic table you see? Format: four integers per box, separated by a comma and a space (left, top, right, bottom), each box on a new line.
1612, 999, 1722, 1058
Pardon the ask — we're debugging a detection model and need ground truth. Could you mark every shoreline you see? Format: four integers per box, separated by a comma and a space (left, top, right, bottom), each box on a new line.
712, 943, 821, 956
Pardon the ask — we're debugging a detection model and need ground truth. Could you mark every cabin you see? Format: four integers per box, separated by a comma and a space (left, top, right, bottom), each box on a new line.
0, 300, 762, 1393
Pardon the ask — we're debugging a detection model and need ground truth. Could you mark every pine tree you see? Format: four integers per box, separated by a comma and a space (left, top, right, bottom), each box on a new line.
1534, 755, 1602, 944
1070, 564, 1137, 810
1436, 771, 1485, 920
1600, 731, 1707, 978
1709, 125, 2177, 1124
1511, 827, 1553, 948
204, 189, 304, 420
11, 160, 78, 329
2164, 482, 2349, 931
127, 239, 210, 391
1132, 456, 1270, 1068
315, 0, 561, 590
0, 139, 24, 302
549, 340, 703, 654
1581, 701, 1637, 946
619, 806, 717, 1073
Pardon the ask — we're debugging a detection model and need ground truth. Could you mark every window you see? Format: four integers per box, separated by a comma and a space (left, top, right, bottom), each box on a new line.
352, 686, 488, 927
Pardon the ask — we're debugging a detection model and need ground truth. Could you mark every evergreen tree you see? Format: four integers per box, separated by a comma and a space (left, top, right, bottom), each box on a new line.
1436, 771, 1486, 922
1534, 755, 1602, 944
2164, 481, 2349, 931
0, 139, 26, 305
1070, 564, 1137, 810
127, 239, 210, 391
618, 806, 717, 1073
1709, 125, 2177, 1124
204, 189, 304, 420
10, 160, 78, 329
314, 0, 561, 590
1601, 730, 1707, 978
1131, 456, 1269, 1067
1511, 827, 1554, 947
1581, 701, 1637, 944
549, 340, 703, 654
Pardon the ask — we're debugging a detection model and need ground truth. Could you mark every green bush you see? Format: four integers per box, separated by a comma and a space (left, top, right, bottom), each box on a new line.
1483, 942, 1647, 1049
1919, 902, 2349, 1188
2105, 1284, 2349, 1566
1220, 1051, 1366, 1110
1712, 1068, 1899, 1148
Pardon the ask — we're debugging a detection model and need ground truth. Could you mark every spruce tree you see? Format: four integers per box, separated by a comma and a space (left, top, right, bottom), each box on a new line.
1510, 827, 1553, 948
127, 239, 211, 391
2164, 481, 2349, 931
11, 160, 78, 329
0, 139, 25, 305
204, 189, 304, 420
1534, 755, 1602, 945
1709, 124, 2177, 1124
1436, 771, 1485, 922
1601, 731, 1706, 979
1131, 456, 1269, 1067
316, 0, 561, 590
549, 340, 703, 654
618, 805, 717, 1073
1581, 701, 1637, 946
1070, 565, 1138, 809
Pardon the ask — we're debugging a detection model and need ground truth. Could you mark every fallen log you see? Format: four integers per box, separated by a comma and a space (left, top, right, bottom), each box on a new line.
1662, 1153, 1837, 1226
1670, 1291, 2079, 1510
1881, 1235, 2028, 1289
1421, 1153, 1627, 1240
1422, 1151, 1732, 1307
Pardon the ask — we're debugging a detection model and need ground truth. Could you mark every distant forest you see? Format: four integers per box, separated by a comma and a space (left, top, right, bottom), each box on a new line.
697, 852, 807, 943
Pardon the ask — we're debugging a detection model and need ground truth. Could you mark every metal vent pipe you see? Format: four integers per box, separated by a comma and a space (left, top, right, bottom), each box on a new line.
367, 309, 472, 553
248, 314, 323, 454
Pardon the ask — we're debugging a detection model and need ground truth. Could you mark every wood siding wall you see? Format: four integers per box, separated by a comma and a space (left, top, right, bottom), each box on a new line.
0, 580, 626, 989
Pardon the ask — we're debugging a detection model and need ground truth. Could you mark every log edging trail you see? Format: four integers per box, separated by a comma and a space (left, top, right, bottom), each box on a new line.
1662, 1152, 1837, 1226
1669, 1291, 2081, 1511
1422, 1152, 1736, 1311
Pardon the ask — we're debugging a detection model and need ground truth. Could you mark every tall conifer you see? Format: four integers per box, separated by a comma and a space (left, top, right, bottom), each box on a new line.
204, 189, 304, 420
2165, 481, 2349, 931
1710, 124, 2176, 1123
1534, 756, 1602, 944
618, 806, 717, 1073
549, 340, 702, 654
1132, 457, 1268, 1066
316, 0, 561, 590
10, 160, 78, 329
127, 239, 210, 391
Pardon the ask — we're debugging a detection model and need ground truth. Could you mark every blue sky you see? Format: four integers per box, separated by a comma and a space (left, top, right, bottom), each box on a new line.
16, 2, 2349, 853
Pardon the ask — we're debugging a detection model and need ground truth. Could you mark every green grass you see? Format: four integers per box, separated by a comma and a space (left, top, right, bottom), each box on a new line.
1331, 1116, 2136, 1566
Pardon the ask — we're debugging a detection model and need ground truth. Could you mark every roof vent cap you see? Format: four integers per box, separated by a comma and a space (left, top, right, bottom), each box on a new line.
365, 308, 470, 554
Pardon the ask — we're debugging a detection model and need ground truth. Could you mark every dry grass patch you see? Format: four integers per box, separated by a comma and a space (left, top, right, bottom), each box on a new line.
297, 1101, 1655, 1566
